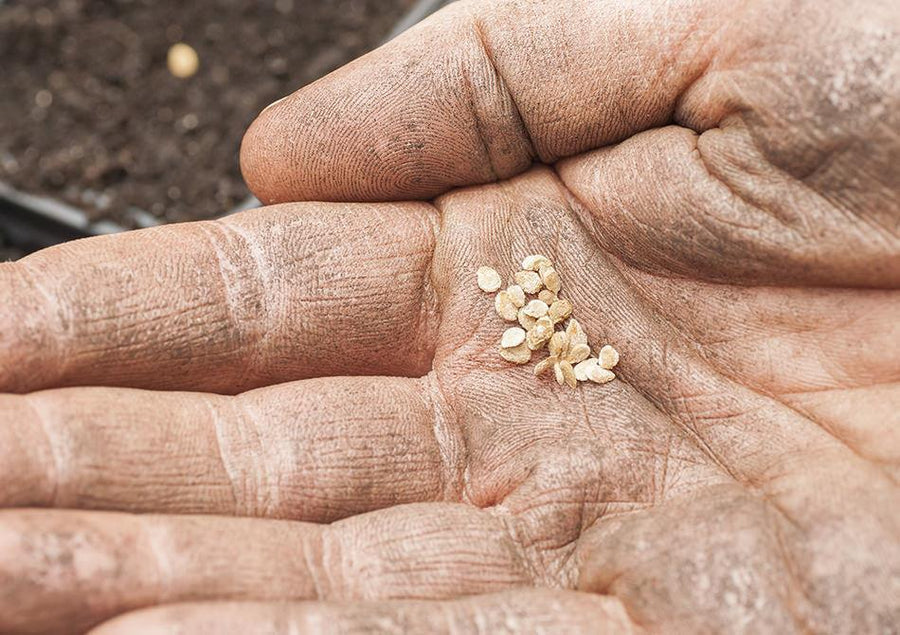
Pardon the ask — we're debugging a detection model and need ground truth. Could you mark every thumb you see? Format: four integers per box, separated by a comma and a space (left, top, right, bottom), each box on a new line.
239, 0, 723, 204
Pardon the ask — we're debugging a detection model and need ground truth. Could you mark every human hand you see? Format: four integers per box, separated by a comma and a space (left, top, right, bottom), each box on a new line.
1, 0, 898, 632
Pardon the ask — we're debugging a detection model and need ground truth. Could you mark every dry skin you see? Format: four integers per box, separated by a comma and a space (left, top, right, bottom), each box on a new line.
479, 256, 619, 387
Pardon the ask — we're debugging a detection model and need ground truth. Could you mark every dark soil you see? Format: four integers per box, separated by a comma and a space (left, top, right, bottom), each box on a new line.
0, 0, 413, 226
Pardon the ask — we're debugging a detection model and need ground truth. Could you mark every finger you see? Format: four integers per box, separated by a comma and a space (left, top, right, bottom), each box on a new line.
0, 504, 531, 634
0, 201, 439, 394
556, 125, 900, 287
0, 374, 462, 521
90, 590, 634, 634
240, 0, 725, 203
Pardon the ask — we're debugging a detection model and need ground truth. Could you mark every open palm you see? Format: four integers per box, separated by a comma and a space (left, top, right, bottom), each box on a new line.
1, 0, 898, 633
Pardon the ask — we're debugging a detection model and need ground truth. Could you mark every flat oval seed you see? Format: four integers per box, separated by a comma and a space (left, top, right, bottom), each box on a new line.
566, 318, 588, 347
517, 307, 537, 330
559, 360, 577, 388
523, 299, 549, 318
507, 285, 526, 307
553, 362, 565, 385
477, 266, 502, 292
567, 343, 591, 363
522, 254, 552, 271
534, 356, 556, 376
501, 327, 527, 348
540, 265, 561, 293
526, 316, 554, 350
499, 342, 532, 364
514, 270, 542, 294
589, 366, 616, 384
538, 289, 558, 305
549, 331, 569, 357
549, 299, 573, 323
599, 345, 620, 369
495, 291, 519, 321
574, 358, 599, 381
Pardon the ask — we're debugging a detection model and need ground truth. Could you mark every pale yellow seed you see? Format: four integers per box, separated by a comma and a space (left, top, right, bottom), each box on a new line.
477, 266, 502, 292
501, 327, 526, 348
514, 270, 542, 294
588, 366, 616, 384
548, 299, 573, 323
598, 345, 620, 369
499, 342, 532, 364
534, 356, 557, 376
495, 291, 518, 321
526, 316, 554, 350
522, 254, 552, 271
553, 362, 565, 385
566, 318, 588, 348
574, 358, 599, 382
538, 289, 558, 305
523, 299, 549, 318
540, 265, 561, 293
559, 360, 577, 388
548, 331, 569, 357
507, 285, 526, 308
167, 43, 200, 78
567, 343, 591, 363
517, 307, 537, 330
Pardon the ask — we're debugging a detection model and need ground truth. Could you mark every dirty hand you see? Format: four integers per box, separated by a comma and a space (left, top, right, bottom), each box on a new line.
2, 0, 898, 632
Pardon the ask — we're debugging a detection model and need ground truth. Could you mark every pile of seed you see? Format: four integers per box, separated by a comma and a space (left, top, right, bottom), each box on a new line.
477, 256, 619, 388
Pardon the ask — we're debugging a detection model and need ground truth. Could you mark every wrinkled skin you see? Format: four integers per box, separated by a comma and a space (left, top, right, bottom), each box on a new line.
1, 0, 898, 633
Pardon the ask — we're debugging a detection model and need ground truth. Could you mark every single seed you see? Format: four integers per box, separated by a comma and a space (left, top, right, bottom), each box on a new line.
514, 270, 543, 294
526, 316, 554, 350
567, 343, 591, 363
522, 254, 552, 271
574, 358, 599, 381
534, 356, 556, 376
507, 285, 526, 307
559, 360, 577, 388
499, 342, 532, 364
495, 291, 518, 321
517, 307, 537, 330
523, 299, 549, 318
549, 299, 573, 323
540, 265, 561, 293
599, 345, 620, 369
501, 327, 526, 348
588, 366, 616, 384
553, 361, 565, 385
538, 289, 558, 305
548, 331, 569, 357
478, 266, 502, 292
566, 319, 588, 348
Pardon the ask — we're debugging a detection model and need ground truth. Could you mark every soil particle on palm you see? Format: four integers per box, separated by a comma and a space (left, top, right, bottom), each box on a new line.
0, 0, 414, 225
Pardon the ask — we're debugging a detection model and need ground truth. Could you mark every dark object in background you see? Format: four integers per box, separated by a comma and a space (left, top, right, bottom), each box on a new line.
0, 0, 416, 232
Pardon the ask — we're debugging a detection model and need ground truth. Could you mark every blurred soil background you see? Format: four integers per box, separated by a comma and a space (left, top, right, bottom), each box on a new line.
0, 0, 414, 253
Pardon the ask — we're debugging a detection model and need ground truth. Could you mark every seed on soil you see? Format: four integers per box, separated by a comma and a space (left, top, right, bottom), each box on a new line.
549, 299, 573, 323
167, 43, 200, 79
538, 289, 558, 305
574, 358, 598, 381
514, 270, 543, 294
540, 265, 561, 293
588, 366, 616, 384
495, 290, 519, 321
517, 307, 538, 330
501, 327, 527, 348
526, 316, 554, 350
523, 299, 549, 318
478, 266, 502, 292
499, 342, 532, 364
522, 254, 552, 271
598, 345, 620, 369
507, 285, 526, 307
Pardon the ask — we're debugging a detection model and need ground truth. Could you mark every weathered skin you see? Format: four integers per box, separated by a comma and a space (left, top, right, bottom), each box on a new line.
0, 0, 898, 632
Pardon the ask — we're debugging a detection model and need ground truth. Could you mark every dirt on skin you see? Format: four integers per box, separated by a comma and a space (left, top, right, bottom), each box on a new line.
0, 0, 414, 226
